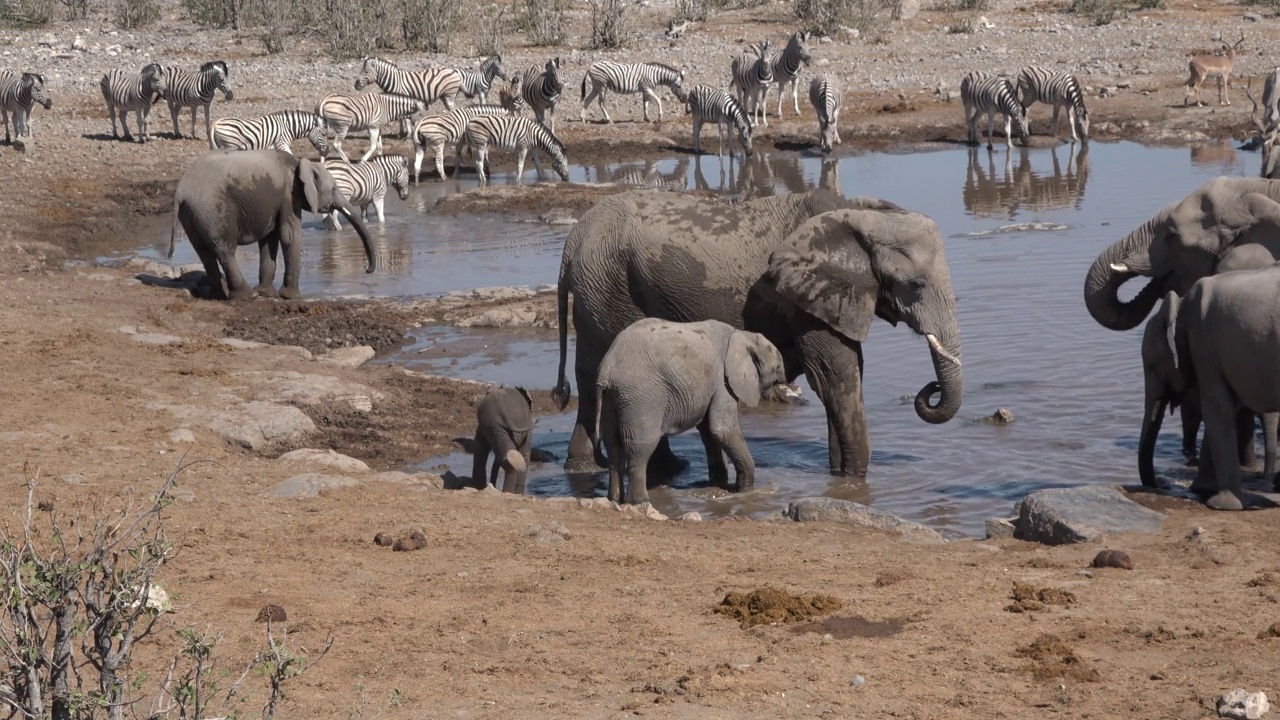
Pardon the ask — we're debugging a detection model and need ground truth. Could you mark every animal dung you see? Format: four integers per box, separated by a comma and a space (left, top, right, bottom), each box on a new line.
373, 532, 394, 547
255, 604, 287, 623
1091, 549, 1134, 570
392, 530, 427, 552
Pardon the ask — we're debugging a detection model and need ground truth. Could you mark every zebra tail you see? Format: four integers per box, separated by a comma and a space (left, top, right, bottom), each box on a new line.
580, 72, 588, 101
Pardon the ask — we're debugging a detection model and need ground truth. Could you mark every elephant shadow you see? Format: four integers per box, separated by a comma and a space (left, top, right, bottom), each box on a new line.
136, 269, 206, 292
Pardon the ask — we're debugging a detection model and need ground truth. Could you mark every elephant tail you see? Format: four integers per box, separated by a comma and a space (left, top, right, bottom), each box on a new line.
552, 257, 572, 411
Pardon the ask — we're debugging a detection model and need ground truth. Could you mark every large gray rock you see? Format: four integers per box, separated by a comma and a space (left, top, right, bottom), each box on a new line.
268, 473, 361, 498
786, 498, 945, 544
234, 371, 382, 411
208, 401, 316, 450
277, 448, 369, 474
1015, 485, 1166, 546
317, 345, 376, 368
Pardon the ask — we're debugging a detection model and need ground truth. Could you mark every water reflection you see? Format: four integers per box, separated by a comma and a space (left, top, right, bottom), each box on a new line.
318, 228, 414, 278
585, 157, 689, 189
1189, 140, 1243, 174
962, 144, 1090, 219
690, 151, 823, 198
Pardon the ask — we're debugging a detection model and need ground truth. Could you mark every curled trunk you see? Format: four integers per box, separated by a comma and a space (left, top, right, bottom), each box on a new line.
1083, 216, 1164, 331
914, 334, 963, 424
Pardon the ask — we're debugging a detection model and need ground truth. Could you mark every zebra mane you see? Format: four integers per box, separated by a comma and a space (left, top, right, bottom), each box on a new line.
529, 119, 565, 155
200, 60, 229, 76
363, 56, 398, 74
140, 62, 164, 78
645, 61, 682, 77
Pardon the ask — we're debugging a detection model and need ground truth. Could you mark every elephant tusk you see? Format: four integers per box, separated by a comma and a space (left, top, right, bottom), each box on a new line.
1110, 262, 1131, 273
926, 334, 961, 367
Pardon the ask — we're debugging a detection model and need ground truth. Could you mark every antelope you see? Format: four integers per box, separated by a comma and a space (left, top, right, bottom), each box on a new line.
1185, 31, 1245, 107
1245, 77, 1280, 178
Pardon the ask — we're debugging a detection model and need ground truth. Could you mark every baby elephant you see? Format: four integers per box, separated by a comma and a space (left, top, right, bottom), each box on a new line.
472, 385, 534, 493
595, 318, 788, 505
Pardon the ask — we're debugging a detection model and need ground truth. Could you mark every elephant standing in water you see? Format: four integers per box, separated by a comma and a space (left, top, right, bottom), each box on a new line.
553, 189, 964, 478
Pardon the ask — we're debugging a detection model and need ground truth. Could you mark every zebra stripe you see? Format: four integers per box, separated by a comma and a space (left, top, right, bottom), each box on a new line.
457, 56, 508, 103
163, 60, 233, 141
772, 31, 812, 117
0, 70, 51, 143
100, 63, 168, 142
579, 60, 685, 124
410, 104, 512, 183
687, 84, 752, 158
461, 114, 569, 184
322, 154, 410, 228
498, 77, 525, 115
960, 71, 1028, 149
210, 110, 328, 156
316, 92, 425, 162
808, 74, 841, 153
354, 56, 463, 112
730, 41, 775, 127
521, 57, 564, 133
1016, 66, 1089, 142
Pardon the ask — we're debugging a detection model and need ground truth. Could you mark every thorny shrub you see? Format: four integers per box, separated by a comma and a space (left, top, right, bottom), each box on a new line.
0, 0, 58, 26
401, 0, 463, 53
795, 0, 900, 34
113, 0, 160, 28
589, 0, 627, 49
520, 0, 568, 46
1070, 0, 1124, 25
472, 2, 509, 56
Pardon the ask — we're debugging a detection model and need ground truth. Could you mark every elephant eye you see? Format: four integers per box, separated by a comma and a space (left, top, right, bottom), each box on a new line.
908, 278, 927, 292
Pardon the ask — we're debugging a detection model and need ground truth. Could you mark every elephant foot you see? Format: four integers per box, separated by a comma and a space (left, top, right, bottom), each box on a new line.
279, 286, 302, 300
227, 285, 256, 300
1206, 490, 1244, 511
565, 454, 607, 474
646, 449, 689, 481
254, 284, 279, 298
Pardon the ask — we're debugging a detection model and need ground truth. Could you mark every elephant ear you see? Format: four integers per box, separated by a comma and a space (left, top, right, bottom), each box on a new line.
298, 158, 323, 213
515, 386, 533, 408
1221, 192, 1280, 272
1161, 291, 1181, 373
725, 331, 762, 408
765, 209, 883, 343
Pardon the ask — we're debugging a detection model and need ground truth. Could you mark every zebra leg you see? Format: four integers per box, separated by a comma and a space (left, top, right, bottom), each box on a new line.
137, 109, 149, 143
1, 108, 10, 144
581, 82, 602, 123
760, 87, 769, 126
169, 100, 181, 139
475, 145, 488, 184
549, 107, 556, 135
190, 106, 198, 139
531, 146, 545, 179
119, 110, 134, 142
1050, 104, 1062, 139
1066, 106, 1078, 143
334, 125, 350, 162
641, 88, 661, 123
1002, 113, 1013, 149
600, 92, 613, 124
256, 232, 281, 298
793, 78, 801, 116
692, 116, 703, 154
412, 145, 425, 186
515, 147, 527, 184
359, 128, 380, 163
107, 99, 119, 139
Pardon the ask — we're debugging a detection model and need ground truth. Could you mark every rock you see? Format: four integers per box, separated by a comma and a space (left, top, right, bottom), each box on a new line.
373, 532, 394, 546
579, 496, 613, 510
1244, 11, 1262, 21
525, 520, 571, 544
457, 307, 538, 328
1218, 689, 1269, 720
210, 401, 315, 450
235, 371, 382, 411
1091, 549, 1134, 569
268, 473, 360, 498
1015, 486, 1166, 546
169, 428, 195, 444
985, 517, 1016, 539
221, 338, 267, 350
976, 408, 1015, 425
850, 676, 866, 687
1116, 80, 1132, 89
786, 498, 945, 544
317, 345, 376, 368
392, 530, 427, 551
678, 511, 703, 522
132, 332, 182, 346
277, 448, 370, 474
255, 604, 287, 622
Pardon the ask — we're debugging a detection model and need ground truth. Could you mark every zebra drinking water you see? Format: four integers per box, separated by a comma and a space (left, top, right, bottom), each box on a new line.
0, 70, 51, 143
210, 110, 329, 156
687, 84, 752, 158
521, 58, 564, 133
410, 103, 512, 183
579, 61, 685, 124
457, 56, 508, 104
808, 74, 841, 153
100, 63, 168, 143
322, 154, 410, 229
960, 71, 1028, 149
316, 92, 426, 162
772, 31, 812, 118
730, 41, 775, 127
1015, 66, 1089, 142
163, 60, 233, 141
460, 114, 569, 184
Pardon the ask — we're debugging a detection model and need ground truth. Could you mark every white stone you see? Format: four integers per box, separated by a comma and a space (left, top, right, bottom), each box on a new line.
317, 345, 376, 368
277, 448, 370, 474
1218, 690, 1269, 720
678, 511, 703, 522
268, 473, 360, 498
132, 333, 182, 346
169, 428, 195, 444
208, 401, 316, 450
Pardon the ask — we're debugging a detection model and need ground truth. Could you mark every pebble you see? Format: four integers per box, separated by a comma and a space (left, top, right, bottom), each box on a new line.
850, 676, 866, 687
678, 511, 703, 522
169, 428, 195, 444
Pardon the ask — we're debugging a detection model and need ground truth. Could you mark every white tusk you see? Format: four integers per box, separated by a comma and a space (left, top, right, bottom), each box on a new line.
1110, 262, 1131, 272
926, 334, 961, 367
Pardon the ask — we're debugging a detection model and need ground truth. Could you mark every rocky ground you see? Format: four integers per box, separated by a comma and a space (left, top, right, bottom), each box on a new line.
5, 0, 1280, 716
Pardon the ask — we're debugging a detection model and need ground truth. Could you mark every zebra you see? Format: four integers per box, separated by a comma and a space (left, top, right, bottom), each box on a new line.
163, 60, 233, 141
579, 61, 685, 124
498, 77, 525, 115
410, 103, 512, 183
687, 84, 752, 158
100, 63, 168, 143
730, 41, 775, 127
1015, 66, 1089, 143
316, 92, 426, 162
354, 56, 462, 118
772, 31, 812, 118
457, 55, 508, 103
322, 154, 410, 229
0, 70, 51, 143
459, 114, 569, 184
808, 74, 841, 153
210, 110, 329, 156
521, 57, 564, 133
960, 71, 1029, 150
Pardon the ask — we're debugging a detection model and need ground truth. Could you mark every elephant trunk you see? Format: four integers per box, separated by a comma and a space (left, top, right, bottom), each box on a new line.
335, 198, 377, 273
1138, 395, 1168, 488
914, 331, 963, 424
1083, 216, 1165, 331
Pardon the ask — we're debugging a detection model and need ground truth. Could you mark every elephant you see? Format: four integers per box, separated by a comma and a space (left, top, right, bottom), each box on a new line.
595, 318, 787, 505
552, 188, 963, 479
471, 385, 534, 493
168, 148, 376, 300
1138, 291, 1276, 489
1172, 264, 1280, 509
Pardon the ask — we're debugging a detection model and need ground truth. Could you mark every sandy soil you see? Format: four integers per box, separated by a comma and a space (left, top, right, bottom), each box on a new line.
5, 0, 1280, 716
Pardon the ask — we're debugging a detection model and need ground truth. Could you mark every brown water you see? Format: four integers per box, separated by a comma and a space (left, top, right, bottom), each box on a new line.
145, 139, 1256, 536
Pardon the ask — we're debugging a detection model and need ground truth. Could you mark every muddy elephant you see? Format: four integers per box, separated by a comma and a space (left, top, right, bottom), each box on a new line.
553, 189, 963, 478
471, 385, 534, 493
168, 148, 376, 300
596, 318, 787, 505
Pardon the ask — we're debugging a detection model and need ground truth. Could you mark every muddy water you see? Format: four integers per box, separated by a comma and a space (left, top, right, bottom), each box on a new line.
143, 139, 1254, 536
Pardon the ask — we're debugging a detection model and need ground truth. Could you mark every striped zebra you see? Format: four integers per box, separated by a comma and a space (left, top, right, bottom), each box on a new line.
498, 77, 525, 115
316, 92, 426, 162
687, 84, 752, 158
772, 31, 812, 118
960, 71, 1028, 149
1015, 66, 1089, 142
730, 41, 775, 127
0, 70, 51, 143
579, 61, 685, 124
163, 60, 233, 141
808, 74, 841, 153
457, 55, 508, 103
322, 154, 410, 229
520, 57, 564, 133
210, 110, 328, 156
460, 114, 569, 184
410, 104, 512, 183
100, 63, 168, 143
354, 56, 463, 115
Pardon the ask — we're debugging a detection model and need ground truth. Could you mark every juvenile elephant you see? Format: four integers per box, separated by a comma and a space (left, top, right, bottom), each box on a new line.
1138, 291, 1276, 488
553, 189, 963, 479
595, 318, 787, 505
168, 149, 376, 299
472, 385, 534, 493
1173, 263, 1280, 509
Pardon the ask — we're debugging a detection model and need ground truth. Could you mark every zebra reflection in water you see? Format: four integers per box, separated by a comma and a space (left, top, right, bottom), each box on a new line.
961, 143, 1089, 219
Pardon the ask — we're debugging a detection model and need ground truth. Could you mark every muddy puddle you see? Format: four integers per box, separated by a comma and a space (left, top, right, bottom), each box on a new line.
134, 139, 1257, 536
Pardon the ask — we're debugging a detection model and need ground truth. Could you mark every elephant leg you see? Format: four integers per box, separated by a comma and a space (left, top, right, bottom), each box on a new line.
1181, 394, 1202, 463
625, 437, 658, 506
697, 415, 729, 489
510, 434, 532, 495
712, 419, 756, 492
1236, 409, 1259, 471
278, 218, 303, 300
1199, 373, 1245, 511
190, 238, 226, 300
1265, 412, 1279, 489
218, 245, 254, 300
256, 232, 280, 298
470, 433, 491, 489
797, 321, 868, 477
599, 393, 626, 503
567, 324, 607, 473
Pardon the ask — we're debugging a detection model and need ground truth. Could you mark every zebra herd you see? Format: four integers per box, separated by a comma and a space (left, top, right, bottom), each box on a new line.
960, 65, 1091, 149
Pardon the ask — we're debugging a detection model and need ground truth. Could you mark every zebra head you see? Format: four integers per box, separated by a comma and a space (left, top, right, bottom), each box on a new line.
140, 63, 168, 101
379, 154, 411, 200
307, 114, 330, 157
792, 31, 813, 66
544, 57, 563, 94
753, 41, 776, 84
1075, 107, 1090, 141
22, 73, 51, 110
483, 55, 507, 82
204, 61, 234, 101
355, 56, 394, 91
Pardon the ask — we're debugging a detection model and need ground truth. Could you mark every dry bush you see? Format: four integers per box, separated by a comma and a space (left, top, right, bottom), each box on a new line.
472, 3, 510, 56
402, 0, 463, 52
520, 0, 567, 46
114, 0, 161, 28
589, 0, 627, 48
1070, 0, 1123, 24
795, 0, 898, 33
0, 0, 58, 26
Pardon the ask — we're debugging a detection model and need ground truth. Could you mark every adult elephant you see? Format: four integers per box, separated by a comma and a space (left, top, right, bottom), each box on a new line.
552, 188, 963, 477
